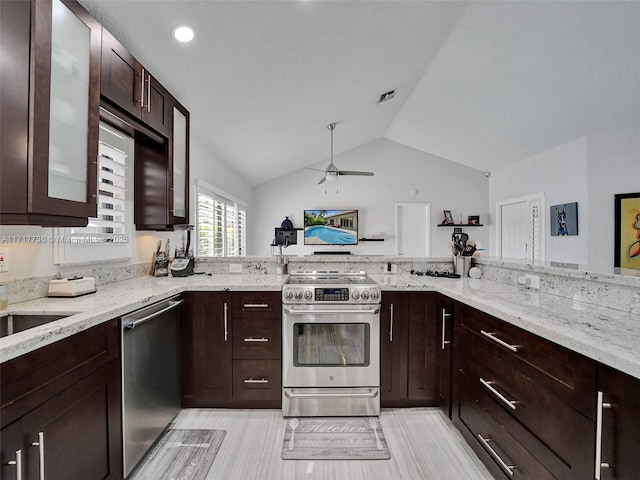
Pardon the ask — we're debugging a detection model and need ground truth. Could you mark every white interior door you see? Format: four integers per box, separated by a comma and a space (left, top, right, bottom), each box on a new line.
501, 201, 529, 259
497, 194, 545, 261
395, 203, 430, 256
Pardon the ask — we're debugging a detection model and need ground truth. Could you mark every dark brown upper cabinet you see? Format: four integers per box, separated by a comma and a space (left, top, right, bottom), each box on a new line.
0, 0, 100, 226
169, 99, 190, 225
101, 29, 171, 137
101, 28, 188, 230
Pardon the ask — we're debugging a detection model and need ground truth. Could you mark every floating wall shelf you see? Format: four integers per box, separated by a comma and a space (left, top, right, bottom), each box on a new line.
437, 224, 484, 227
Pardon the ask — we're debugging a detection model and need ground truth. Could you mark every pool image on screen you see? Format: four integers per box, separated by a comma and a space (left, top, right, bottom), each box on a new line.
303, 210, 358, 245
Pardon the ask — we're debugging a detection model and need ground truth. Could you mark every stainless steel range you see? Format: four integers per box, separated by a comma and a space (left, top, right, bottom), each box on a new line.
282, 271, 381, 417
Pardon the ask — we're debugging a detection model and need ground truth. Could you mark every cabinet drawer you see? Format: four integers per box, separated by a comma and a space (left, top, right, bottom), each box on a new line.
456, 304, 595, 418
1, 320, 119, 428
233, 318, 281, 359
232, 292, 281, 318
232, 360, 281, 401
458, 347, 594, 479
458, 371, 556, 480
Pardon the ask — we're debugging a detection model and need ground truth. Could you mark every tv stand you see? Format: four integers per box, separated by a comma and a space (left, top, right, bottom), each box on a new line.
313, 251, 351, 255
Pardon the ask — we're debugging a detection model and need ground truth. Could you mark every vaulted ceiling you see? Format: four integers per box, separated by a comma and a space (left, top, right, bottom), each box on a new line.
79, 0, 640, 186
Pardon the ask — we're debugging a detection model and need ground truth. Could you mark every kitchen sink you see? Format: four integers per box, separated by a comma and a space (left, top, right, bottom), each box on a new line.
0, 313, 69, 338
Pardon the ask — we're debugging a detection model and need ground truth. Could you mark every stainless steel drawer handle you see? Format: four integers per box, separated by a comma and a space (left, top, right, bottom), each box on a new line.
5, 449, 22, 480
477, 434, 515, 477
595, 391, 612, 479
244, 378, 269, 384
442, 309, 452, 350
224, 302, 229, 342
31, 432, 45, 480
389, 303, 394, 342
243, 303, 270, 308
124, 299, 184, 329
480, 330, 518, 352
139, 68, 145, 108
480, 378, 517, 410
244, 337, 269, 342
146, 73, 151, 112
284, 389, 379, 399
285, 307, 380, 315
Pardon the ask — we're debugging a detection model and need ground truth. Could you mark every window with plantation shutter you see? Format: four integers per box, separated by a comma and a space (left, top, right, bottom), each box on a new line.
196, 180, 247, 257
496, 193, 545, 262
529, 202, 541, 262
54, 123, 133, 263
88, 142, 127, 235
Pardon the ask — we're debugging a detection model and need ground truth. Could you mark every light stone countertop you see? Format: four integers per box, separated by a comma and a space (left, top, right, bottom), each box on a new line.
2, 272, 639, 382
371, 273, 640, 380
0, 274, 286, 363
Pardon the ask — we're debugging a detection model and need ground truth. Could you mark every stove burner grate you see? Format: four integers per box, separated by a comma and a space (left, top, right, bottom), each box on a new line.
410, 269, 461, 279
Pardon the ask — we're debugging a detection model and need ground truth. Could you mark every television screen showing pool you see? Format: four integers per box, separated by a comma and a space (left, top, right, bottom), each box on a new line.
303, 210, 359, 245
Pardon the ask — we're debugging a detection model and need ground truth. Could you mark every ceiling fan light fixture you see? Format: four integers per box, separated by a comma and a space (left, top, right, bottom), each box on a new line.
306, 122, 373, 188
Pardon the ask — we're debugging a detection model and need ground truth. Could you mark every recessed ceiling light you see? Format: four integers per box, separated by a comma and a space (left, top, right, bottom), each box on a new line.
172, 25, 194, 43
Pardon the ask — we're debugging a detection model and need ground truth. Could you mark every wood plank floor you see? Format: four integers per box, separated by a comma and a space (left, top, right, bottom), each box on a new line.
155, 407, 495, 480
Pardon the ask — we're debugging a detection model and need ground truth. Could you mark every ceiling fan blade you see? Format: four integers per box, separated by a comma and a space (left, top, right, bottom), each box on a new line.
337, 170, 374, 176
305, 167, 326, 172
317, 176, 326, 185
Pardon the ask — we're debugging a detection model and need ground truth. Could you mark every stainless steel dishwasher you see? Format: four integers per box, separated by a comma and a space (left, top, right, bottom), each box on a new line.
121, 295, 183, 478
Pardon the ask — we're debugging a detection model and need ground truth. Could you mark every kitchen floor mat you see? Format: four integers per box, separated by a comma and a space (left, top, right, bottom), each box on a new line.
281, 417, 391, 460
129, 428, 226, 480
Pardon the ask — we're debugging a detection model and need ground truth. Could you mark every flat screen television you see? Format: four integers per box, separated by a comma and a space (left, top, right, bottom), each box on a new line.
303, 210, 358, 245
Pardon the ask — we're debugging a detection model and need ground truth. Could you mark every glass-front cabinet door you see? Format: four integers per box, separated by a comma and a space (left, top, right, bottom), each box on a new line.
29, 0, 100, 221
169, 100, 189, 224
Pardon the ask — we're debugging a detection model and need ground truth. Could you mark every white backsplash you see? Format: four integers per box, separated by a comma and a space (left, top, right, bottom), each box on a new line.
3, 255, 638, 314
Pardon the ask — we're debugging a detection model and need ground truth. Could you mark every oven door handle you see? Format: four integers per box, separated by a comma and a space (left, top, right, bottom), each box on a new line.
283, 389, 379, 399
284, 307, 380, 315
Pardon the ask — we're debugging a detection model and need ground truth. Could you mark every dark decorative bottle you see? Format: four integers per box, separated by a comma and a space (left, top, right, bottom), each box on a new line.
281, 216, 294, 230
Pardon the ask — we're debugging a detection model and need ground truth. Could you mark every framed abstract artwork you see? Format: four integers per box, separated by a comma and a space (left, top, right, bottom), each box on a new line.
550, 202, 579, 236
614, 192, 640, 269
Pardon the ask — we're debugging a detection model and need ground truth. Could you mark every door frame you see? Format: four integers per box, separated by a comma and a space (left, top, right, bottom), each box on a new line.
496, 193, 546, 261
395, 202, 431, 256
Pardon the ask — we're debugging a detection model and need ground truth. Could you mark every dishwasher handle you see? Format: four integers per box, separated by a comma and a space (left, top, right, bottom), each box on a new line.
124, 299, 184, 330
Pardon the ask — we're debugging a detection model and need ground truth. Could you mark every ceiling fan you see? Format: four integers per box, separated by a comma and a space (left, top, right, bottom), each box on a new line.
307, 123, 374, 185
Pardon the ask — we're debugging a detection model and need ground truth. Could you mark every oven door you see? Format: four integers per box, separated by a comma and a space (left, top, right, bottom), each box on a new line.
282, 304, 380, 388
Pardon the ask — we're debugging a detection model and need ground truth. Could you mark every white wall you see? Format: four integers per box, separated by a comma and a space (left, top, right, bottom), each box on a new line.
0, 224, 177, 281
188, 134, 254, 250
586, 128, 640, 268
251, 138, 489, 257
0, 132, 253, 282
489, 137, 589, 265
489, 131, 640, 268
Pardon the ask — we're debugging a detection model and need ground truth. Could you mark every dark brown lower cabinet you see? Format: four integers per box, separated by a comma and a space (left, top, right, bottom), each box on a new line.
380, 291, 410, 405
452, 302, 595, 480
24, 364, 120, 480
181, 291, 281, 408
597, 365, 640, 480
380, 291, 439, 408
436, 294, 454, 418
180, 291, 233, 406
0, 320, 121, 480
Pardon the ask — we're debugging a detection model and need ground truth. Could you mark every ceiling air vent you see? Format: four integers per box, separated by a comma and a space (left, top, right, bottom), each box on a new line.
378, 89, 396, 103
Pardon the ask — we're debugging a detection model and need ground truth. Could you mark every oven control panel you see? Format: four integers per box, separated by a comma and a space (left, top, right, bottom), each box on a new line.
282, 285, 381, 304
315, 288, 349, 302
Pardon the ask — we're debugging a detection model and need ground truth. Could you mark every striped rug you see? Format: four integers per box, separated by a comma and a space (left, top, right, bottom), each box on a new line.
130, 428, 226, 480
